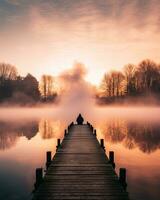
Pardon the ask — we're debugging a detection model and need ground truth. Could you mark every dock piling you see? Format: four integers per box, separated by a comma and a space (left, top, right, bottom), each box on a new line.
100, 139, 105, 150
68, 122, 74, 132
34, 168, 43, 189
46, 151, 51, 169
94, 129, 97, 136
56, 139, 61, 150
119, 168, 127, 189
64, 129, 67, 136
90, 125, 93, 132
109, 151, 115, 168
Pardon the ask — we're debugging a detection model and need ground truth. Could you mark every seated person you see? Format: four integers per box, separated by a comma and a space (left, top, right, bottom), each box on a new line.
76, 114, 84, 125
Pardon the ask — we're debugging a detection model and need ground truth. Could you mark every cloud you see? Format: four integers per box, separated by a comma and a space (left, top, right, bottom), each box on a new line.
25, 0, 160, 43
0, 0, 160, 82
5, 0, 21, 6
2, 0, 160, 33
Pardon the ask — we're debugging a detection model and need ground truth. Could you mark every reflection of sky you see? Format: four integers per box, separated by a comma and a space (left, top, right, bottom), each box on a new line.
0, 159, 32, 199
0, 116, 160, 200
103, 142, 160, 200
0, 133, 58, 199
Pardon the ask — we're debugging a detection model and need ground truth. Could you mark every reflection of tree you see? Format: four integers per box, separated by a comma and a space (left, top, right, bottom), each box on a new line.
102, 120, 160, 153
0, 131, 18, 150
0, 121, 38, 150
104, 119, 127, 143
39, 119, 62, 139
19, 122, 38, 140
126, 123, 160, 153
124, 123, 136, 150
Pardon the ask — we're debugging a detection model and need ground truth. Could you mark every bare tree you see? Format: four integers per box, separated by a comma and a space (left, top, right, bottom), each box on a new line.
101, 73, 112, 97
137, 59, 159, 93
0, 63, 18, 100
0, 63, 17, 81
39, 75, 56, 101
124, 64, 136, 95
110, 72, 116, 97
101, 71, 124, 97
115, 71, 125, 96
109, 71, 125, 97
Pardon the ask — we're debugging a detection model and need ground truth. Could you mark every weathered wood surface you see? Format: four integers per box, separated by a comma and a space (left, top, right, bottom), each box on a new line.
33, 124, 129, 200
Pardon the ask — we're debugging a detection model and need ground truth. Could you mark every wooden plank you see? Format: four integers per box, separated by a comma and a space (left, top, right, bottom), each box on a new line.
33, 124, 129, 200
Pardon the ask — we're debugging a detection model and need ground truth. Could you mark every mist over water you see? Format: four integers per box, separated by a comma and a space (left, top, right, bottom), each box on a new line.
0, 63, 160, 124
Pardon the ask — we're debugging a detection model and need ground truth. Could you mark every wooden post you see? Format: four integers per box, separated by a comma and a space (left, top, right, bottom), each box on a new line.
68, 125, 70, 132
34, 168, 43, 189
119, 168, 127, 189
109, 151, 115, 169
56, 139, 61, 150
46, 151, 51, 169
100, 139, 105, 150
70, 122, 74, 126
68, 122, 74, 132
64, 129, 67, 136
90, 125, 93, 132
94, 129, 97, 136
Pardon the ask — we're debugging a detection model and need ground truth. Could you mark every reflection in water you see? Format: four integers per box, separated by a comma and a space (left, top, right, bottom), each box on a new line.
99, 119, 160, 153
39, 119, 64, 139
0, 119, 63, 200
126, 122, 160, 153
0, 119, 65, 150
0, 115, 159, 200
0, 121, 38, 150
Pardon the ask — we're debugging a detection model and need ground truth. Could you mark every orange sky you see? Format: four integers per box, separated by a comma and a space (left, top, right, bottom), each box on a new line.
0, 0, 160, 84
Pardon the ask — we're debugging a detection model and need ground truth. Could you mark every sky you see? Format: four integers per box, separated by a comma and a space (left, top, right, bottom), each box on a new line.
0, 0, 160, 85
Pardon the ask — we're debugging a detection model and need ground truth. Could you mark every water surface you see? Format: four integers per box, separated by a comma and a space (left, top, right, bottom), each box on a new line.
0, 106, 160, 200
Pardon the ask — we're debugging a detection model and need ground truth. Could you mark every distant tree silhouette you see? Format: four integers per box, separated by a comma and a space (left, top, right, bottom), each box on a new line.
0, 63, 40, 103
99, 59, 160, 103
101, 73, 112, 97
124, 64, 136, 95
0, 63, 18, 101
22, 73, 40, 100
1, 59, 160, 105
0, 63, 17, 80
136, 59, 159, 94
114, 71, 125, 96
101, 71, 124, 98
39, 75, 57, 102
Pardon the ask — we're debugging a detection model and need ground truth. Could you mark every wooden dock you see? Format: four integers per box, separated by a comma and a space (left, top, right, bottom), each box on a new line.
32, 122, 129, 200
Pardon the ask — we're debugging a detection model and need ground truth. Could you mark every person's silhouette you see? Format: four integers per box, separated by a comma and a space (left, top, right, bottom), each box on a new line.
76, 114, 84, 125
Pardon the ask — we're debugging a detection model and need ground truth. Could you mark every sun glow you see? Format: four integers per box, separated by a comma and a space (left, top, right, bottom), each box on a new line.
1, 0, 160, 87
33, 46, 107, 85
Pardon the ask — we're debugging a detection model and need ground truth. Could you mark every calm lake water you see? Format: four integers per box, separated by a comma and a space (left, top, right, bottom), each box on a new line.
0, 106, 160, 200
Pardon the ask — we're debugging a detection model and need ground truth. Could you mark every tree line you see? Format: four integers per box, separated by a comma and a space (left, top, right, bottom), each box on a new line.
99, 59, 160, 103
0, 63, 57, 104
1, 59, 160, 105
